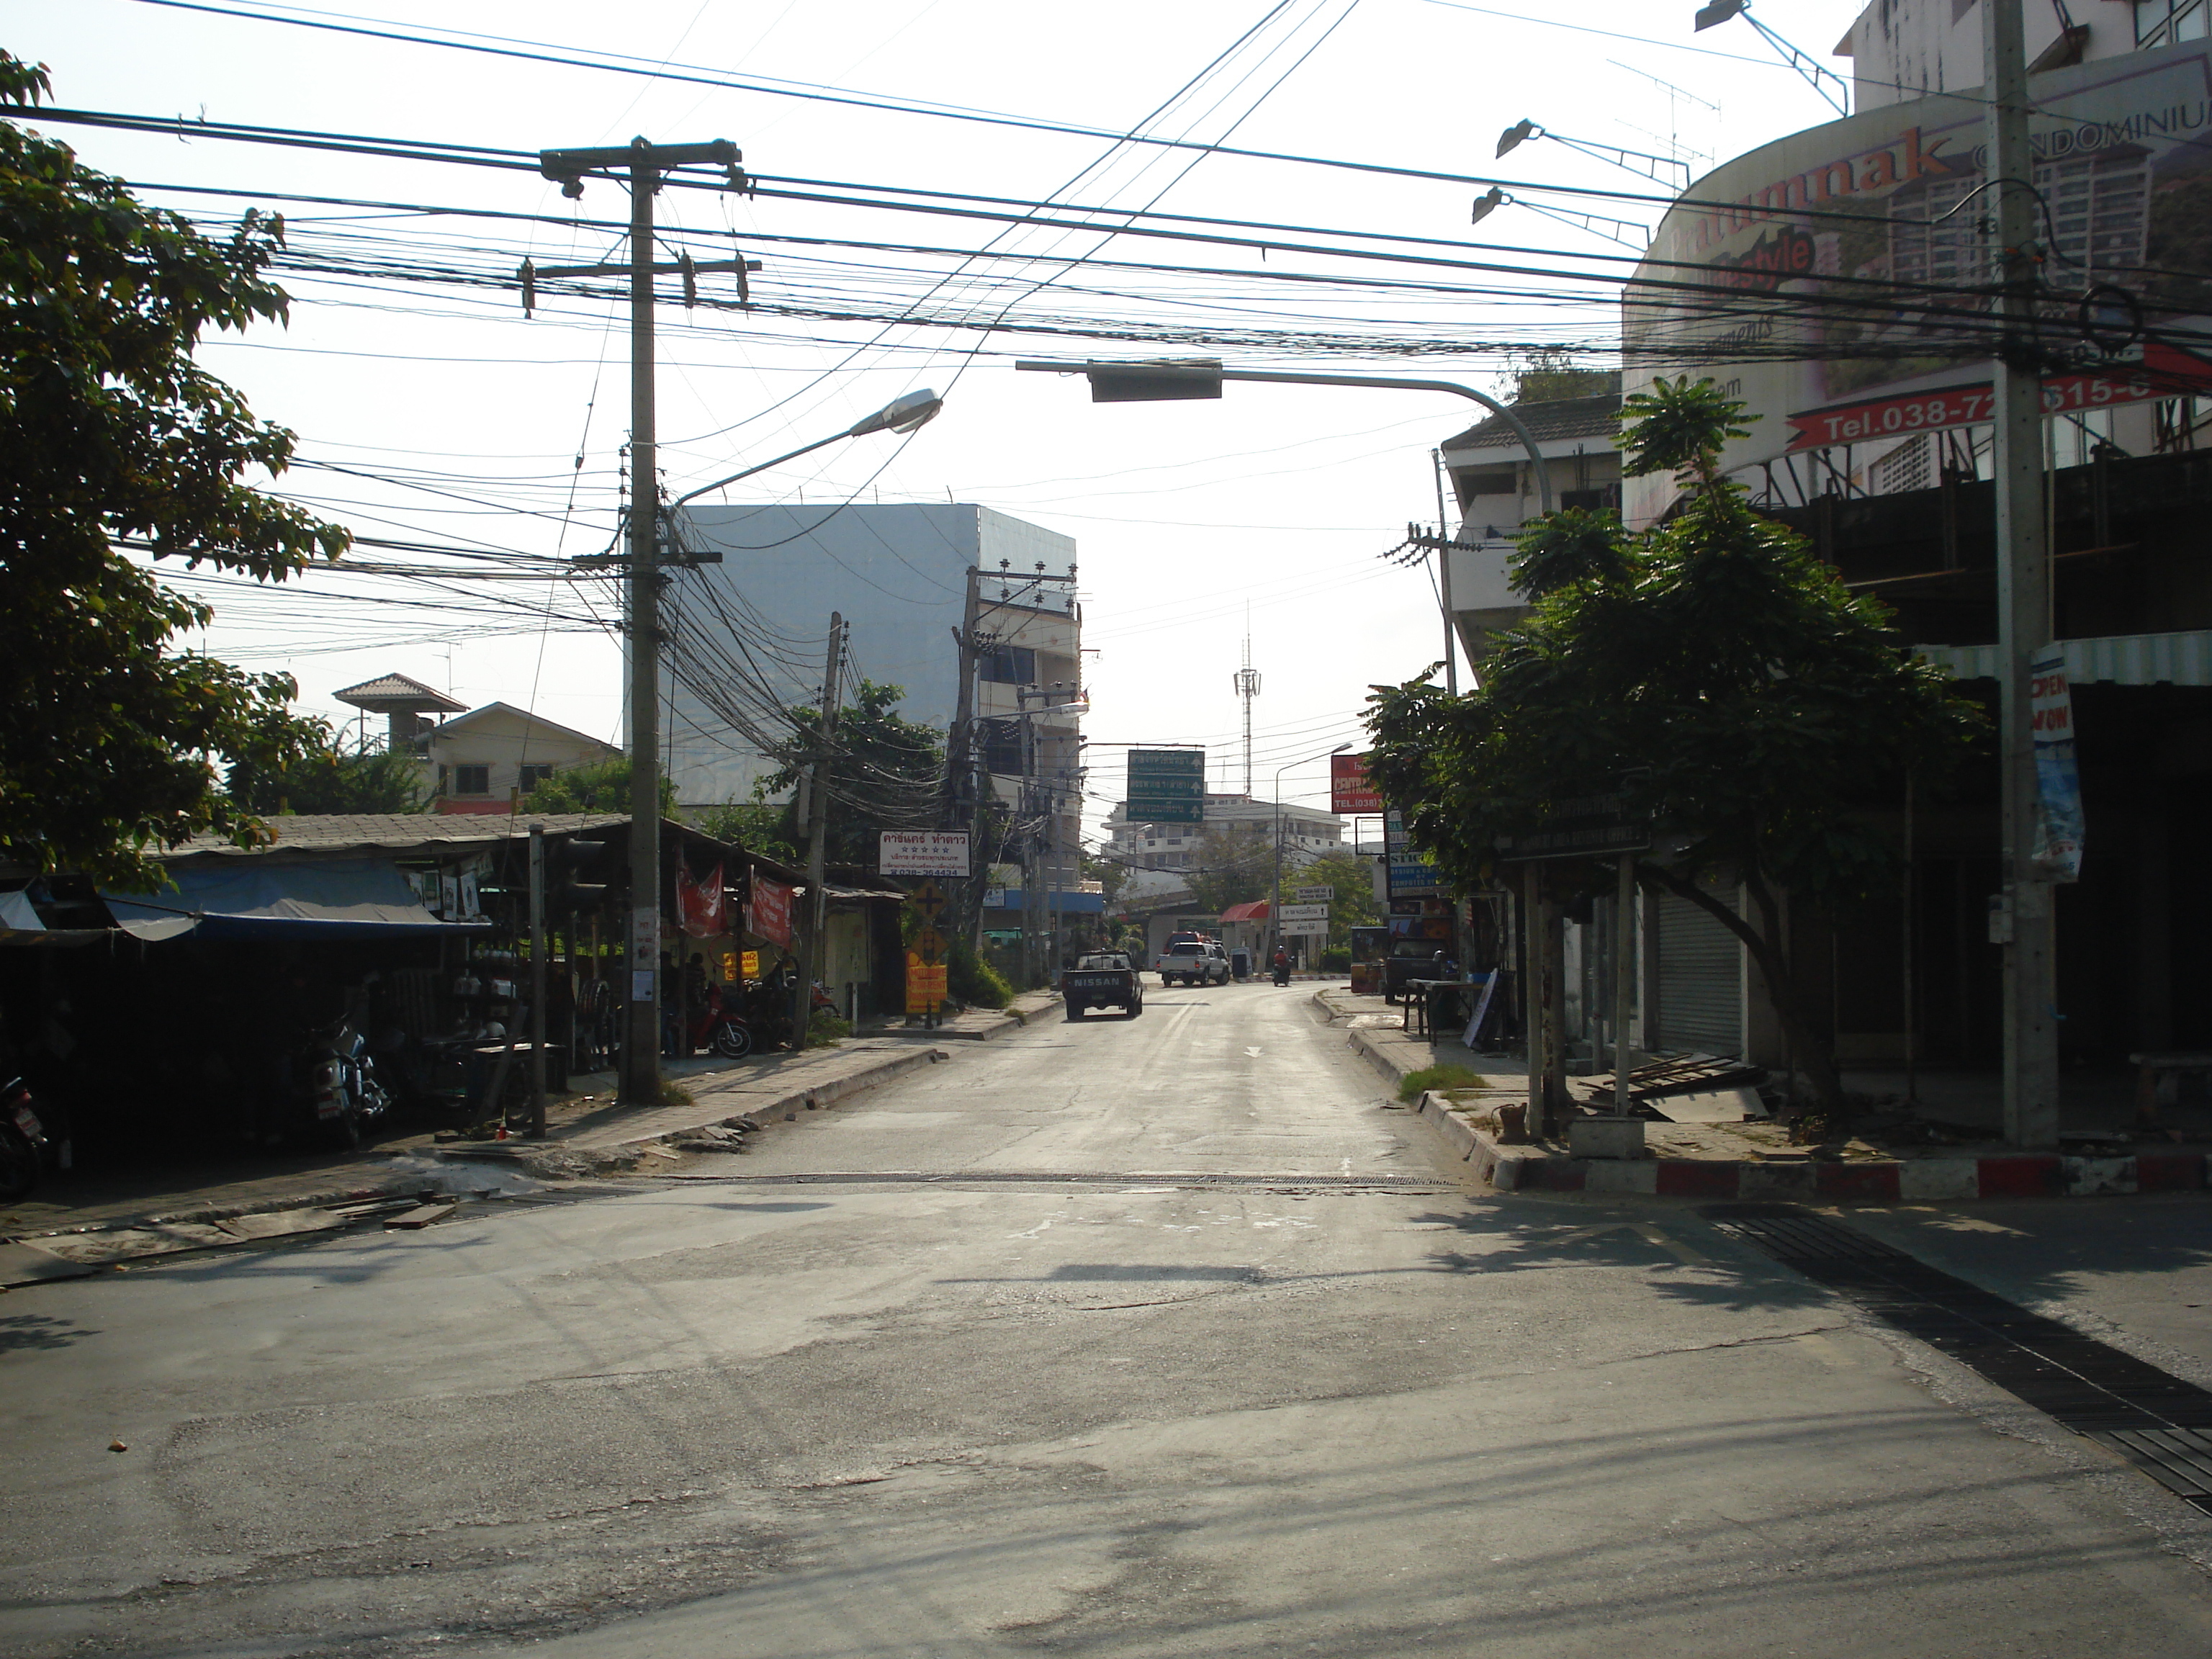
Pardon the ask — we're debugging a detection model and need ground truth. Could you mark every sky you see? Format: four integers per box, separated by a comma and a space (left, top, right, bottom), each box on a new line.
4, 0, 1869, 840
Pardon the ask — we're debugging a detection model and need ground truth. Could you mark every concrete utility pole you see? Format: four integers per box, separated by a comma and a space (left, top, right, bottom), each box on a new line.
949, 567, 985, 947
528, 823, 548, 1138
534, 136, 744, 1109
1984, 0, 2061, 1148
796, 614, 845, 1042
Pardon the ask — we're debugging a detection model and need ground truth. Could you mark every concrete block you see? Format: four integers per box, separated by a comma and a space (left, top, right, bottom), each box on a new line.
1568, 1118, 1646, 1159
1898, 1160, 1979, 1200
2063, 1155, 2139, 1196
1583, 1159, 1658, 1195
1737, 1163, 1817, 1202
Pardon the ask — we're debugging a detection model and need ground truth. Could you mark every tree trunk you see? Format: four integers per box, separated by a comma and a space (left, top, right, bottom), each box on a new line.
1635, 862, 1844, 1110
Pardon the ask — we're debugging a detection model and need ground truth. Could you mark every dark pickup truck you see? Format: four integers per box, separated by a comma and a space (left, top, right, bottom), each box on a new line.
1061, 952, 1145, 1020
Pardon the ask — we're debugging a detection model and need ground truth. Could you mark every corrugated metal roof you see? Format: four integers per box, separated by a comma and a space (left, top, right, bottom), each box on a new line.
1441, 392, 1622, 454
159, 812, 631, 861
1914, 630, 2212, 686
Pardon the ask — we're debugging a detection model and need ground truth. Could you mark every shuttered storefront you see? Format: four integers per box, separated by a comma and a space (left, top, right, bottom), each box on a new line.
1654, 886, 1743, 1057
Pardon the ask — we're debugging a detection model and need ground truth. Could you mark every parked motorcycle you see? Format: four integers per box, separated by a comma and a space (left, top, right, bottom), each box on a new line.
0, 1076, 50, 1201
297, 1016, 394, 1150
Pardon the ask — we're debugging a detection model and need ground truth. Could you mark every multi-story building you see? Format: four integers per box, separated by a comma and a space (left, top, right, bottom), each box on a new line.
1104, 793, 1343, 872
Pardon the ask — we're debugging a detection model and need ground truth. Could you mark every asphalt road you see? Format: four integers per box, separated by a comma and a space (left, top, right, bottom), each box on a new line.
5, 981, 2212, 1658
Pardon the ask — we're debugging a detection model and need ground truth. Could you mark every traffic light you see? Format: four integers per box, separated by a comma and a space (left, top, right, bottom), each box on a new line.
549, 837, 608, 917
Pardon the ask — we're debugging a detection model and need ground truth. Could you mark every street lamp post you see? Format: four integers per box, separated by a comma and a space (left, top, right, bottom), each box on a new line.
1272, 742, 1353, 968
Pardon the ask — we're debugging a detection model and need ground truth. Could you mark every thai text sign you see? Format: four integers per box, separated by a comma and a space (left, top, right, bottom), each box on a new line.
1331, 752, 1383, 814
1495, 793, 1651, 862
1295, 885, 1336, 903
1127, 748, 1207, 824
1384, 809, 1443, 896
1280, 917, 1329, 938
1277, 903, 1329, 922
2031, 647, 2085, 883
747, 876, 793, 948
881, 830, 970, 877
905, 955, 949, 1014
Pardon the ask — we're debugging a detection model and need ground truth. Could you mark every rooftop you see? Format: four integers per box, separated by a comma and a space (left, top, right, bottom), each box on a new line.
332, 672, 467, 714
1442, 392, 1622, 454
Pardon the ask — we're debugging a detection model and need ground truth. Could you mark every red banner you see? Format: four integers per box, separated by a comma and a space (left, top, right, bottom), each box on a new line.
677, 860, 726, 938
746, 876, 793, 948
1331, 752, 1383, 815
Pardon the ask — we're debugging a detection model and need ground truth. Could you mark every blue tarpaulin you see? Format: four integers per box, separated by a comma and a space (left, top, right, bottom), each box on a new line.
104, 859, 476, 941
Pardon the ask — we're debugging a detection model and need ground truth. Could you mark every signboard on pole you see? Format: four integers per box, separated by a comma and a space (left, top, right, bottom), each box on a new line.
1280, 917, 1329, 938
1277, 903, 1329, 922
2031, 647, 2085, 883
1127, 748, 1207, 824
747, 876, 794, 948
1493, 793, 1651, 862
1331, 752, 1384, 814
1294, 885, 1336, 904
1383, 810, 1443, 897
905, 953, 949, 1012
880, 830, 970, 877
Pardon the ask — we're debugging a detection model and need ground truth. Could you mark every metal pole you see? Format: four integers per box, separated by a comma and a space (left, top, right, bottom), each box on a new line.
1985, 0, 2060, 1148
621, 139, 662, 1109
1433, 448, 1460, 696
1904, 772, 1918, 1108
529, 823, 548, 1137
1524, 861, 1545, 1130
795, 613, 842, 1043
1613, 852, 1635, 1114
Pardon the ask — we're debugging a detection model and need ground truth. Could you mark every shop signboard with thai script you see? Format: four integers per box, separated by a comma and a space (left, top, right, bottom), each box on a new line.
747, 876, 793, 948
880, 830, 970, 877
1331, 752, 1384, 814
1383, 809, 1443, 896
1494, 793, 1651, 862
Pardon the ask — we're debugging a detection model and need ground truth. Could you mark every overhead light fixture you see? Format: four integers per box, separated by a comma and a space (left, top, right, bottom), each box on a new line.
1470, 186, 1508, 225
1496, 119, 1538, 159
846, 387, 943, 436
1694, 0, 1746, 30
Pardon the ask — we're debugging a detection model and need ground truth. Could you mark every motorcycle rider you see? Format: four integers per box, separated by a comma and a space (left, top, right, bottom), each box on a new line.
1271, 945, 1291, 984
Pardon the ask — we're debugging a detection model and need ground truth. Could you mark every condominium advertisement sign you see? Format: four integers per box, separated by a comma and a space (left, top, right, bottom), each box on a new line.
1127, 747, 1206, 824
1623, 39, 2212, 525
879, 830, 971, 877
1331, 752, 1384, 814
1383, 809, 1443, 896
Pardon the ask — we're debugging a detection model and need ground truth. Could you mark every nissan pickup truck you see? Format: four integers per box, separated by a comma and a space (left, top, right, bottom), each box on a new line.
1062, 952, 1144, 1020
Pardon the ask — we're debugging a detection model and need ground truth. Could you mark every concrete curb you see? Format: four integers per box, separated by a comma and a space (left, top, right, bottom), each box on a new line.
1345, 1025, 1410, 1087
1465, 1129, 2212, 1202
4, 1177, 441, 1244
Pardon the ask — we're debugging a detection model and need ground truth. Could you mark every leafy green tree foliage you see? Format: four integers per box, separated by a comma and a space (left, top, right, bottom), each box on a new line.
519, 756, 675, 817
0, 53, 351, 887
228, 724, 426, 814
1290, 848, 1382, 949
765, 680, 943, 869
1079, 849, 1128, 909
1367, 377, 1982, 1106
692, 793, 800, 865
1184, 822, 1272, 916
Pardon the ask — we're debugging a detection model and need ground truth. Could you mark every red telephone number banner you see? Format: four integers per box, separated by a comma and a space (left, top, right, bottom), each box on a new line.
1331, 752, 1383, 815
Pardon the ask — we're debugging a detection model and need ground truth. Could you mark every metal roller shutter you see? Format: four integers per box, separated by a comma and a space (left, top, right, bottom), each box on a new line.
1655, 886, 1743, 1056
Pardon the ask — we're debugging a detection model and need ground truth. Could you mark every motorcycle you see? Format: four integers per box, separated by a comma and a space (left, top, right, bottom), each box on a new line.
1271, 958, 1291, 986
0, 1076, 50, 1201
297, 1015, 394, 1150
691, 986, 755, 1061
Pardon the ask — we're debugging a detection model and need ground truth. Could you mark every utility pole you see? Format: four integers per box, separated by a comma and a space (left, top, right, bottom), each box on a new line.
528, 823, 548, 1138
1984, 0, 2060, 1148
948, 568, 986, 949
1432, 449, 1460, 696
533, 136, 745, 1110
796, 613, 845, 1043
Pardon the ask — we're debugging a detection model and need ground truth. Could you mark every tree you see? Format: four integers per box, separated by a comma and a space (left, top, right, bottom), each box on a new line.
692, 793, 800, 865
521, 757, 675, 817
1291, 848, 1382, 950
228, 723, 426, 814
1079, 849, 1128, 909
1184, 822, 1273, 916
1366, 377, 1983, 1107
765, 680, 943, 869
0, 53, 351, 889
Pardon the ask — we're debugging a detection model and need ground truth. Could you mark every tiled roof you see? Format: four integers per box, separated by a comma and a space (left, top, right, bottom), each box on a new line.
1441, 392, 1622, 454
332, 672, 467, 713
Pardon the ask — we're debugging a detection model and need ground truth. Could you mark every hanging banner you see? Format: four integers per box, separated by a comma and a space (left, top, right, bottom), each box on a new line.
1331, 752, 1384, 814
747, 876, 794, 948
2031, 647, 2086, 884
676, 860, 727, 938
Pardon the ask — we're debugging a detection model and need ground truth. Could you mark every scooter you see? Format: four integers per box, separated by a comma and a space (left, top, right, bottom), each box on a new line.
0, 1076, 51, 1201
1271, 959, 1291, 986
297, 1015, 394, 1150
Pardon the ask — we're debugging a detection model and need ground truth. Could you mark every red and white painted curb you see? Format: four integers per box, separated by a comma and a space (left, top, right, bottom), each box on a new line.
1408, 1092, 2208, 1202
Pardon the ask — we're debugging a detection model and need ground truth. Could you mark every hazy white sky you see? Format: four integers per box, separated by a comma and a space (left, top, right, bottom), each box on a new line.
4, 0, 1867, 834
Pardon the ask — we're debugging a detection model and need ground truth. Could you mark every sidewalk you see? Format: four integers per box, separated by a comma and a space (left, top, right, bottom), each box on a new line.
1313, 986, 2212, 1204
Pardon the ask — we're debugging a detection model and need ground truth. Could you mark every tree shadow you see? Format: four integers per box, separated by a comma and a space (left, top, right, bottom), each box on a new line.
0, 1312, 97, 1352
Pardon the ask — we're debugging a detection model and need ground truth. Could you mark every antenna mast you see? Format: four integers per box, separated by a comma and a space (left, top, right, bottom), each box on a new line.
1233, 620, 1262, 797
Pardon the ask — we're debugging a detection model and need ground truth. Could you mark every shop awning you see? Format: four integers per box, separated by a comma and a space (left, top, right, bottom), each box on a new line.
1220, 901, 1270, 922
1916, 629, 2212, 687
102, 858, 478, 941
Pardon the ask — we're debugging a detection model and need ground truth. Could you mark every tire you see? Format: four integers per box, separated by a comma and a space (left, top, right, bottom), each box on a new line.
1066, 1003, 1086, 1020
325, 1102, 362, 1153
0, 1123, 38, 1202
1124, 1002, 1142, 1019
711, 1020, 754, 1060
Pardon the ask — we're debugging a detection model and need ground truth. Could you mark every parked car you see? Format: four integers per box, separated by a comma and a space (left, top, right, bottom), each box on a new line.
1154, 939, 1231, 986
1062, 952, 1144, 1020
1382, 941, 1454, 1004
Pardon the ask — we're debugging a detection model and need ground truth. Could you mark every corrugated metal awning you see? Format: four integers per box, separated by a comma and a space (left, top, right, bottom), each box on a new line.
1915, 630, 2212, 686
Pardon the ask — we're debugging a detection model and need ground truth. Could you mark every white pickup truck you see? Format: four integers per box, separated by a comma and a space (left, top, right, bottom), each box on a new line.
1153, 939, 1231, 986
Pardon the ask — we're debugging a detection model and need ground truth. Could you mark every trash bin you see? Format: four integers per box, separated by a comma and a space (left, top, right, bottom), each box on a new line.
1231, 949, 1251, 980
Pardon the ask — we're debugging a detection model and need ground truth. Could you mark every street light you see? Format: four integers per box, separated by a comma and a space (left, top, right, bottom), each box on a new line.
668, 389, 943, 510
1494, 119, 1691, 189
1271, 742, 1353, 968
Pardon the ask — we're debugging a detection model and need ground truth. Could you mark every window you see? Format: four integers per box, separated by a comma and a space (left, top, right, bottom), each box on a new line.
979, 645, 1036, 685
2137, 0, 2208, 44
453, 764, 490, 796
518, 764, 557, 793
981, 718, 1022, 776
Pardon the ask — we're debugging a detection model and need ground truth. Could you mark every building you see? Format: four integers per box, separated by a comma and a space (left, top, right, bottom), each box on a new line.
423, 703, 624, 816
1103, 792, 1343, 872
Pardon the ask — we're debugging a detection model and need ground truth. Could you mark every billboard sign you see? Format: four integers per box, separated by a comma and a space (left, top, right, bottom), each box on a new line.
1294, 885, 1336, 903
1384, 809, 1443, 896
880, 830, 970, 877
1494, 793, 1652, 863
2031, 647, 2085, 883
1280, 917, 1329, 938
1623, 39, 2212, 526
1128, 747, 1206, 824
1331, 752, 1384, 814
1277, 903, 1329, 922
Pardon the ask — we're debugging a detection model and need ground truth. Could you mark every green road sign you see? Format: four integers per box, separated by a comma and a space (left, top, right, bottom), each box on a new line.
1127, 748, 1206, 825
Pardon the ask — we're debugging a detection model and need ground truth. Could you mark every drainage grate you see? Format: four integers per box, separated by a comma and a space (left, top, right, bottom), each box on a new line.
649, 1169, 1445, 1191
1707, 1205, 2212, 1511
